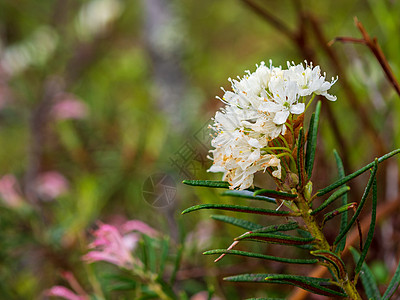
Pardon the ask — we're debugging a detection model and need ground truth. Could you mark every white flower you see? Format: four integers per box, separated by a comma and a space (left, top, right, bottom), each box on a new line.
286, 61, 338, 101
208, 60, 337, 189
260, 79, 304, 125
208, 129, 281, 190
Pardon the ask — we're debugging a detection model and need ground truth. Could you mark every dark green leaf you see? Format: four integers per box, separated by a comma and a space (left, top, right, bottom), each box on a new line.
142, 234, 156, 273
182, 204, 296, 216
224, 273, 271, 283
297, 127, 305, 187
203, 249, 317, 264
182, 180, 231, 189
236, 232, 315, 245
350, 247, 381, 300
221, 190, 276, 204
382, 258, 400, 300
322, 202, 357, 225
310, 250, 346, 279
334, 150, 348, 253
305, 101, 321, 179
264, 274, 346, 297
311, 186, 350, 215
253, 189, 297, 200
334, 161, 378, 245
355, 177, 377, 275
106, 281, 137, 291
317, 148, 400, 196
249, 222, 299, 234
211, 215, 264, 231
159, 237, 169, 275
169, 244, 183, 285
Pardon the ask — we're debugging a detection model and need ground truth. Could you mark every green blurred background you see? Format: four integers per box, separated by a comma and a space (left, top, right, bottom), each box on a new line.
0, 0, 400, 299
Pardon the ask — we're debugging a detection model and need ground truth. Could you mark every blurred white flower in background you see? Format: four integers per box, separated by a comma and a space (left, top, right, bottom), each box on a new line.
0, 26, 58, 77
75, 0, 123, 40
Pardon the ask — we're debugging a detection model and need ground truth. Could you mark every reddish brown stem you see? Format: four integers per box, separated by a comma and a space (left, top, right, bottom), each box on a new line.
330, 17, 400, 97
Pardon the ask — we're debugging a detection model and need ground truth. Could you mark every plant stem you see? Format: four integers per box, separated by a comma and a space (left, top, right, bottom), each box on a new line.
296, 191, 362, 300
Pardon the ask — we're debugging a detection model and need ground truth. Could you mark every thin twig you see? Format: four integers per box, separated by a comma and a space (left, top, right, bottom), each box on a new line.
330, 17, 400, 97
309, 15, 387, 157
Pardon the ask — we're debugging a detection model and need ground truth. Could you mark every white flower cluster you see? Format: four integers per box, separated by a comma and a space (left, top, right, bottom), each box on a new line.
208, 61, 337, 190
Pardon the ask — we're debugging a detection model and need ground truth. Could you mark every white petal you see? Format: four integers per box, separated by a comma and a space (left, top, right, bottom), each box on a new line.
248, 138, 262, 148
259, 102, 281, 113
321, 92, 337, 101
208, 165, 226, 173
273, 110, 290, 125
290, 102, 305, 114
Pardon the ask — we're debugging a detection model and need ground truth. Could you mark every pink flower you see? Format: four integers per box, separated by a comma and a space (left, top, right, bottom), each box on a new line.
122, 220, 159, 237
46, 272, 88, 300
51, 93, 88, 120
82, 220, 159, 269
46, 286, 87, 300
0, 174, 24, 208
36, 171, 69, 201
82, 223, 135, 268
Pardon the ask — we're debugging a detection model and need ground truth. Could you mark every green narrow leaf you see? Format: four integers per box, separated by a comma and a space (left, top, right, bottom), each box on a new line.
182, 180, 230, 189
170, 244, 183, 285
103, 274, 137, 291
221, 190, 276, 204
334, 150, 348, 253
382, 258, 400, 300
334, 161, 378, 245
253, 189, 297, 200
249, 222, 299, 234
182, 204, 296, 217
305, 101, 321, 179
317, 148, 400, 196
297, 127, 305, 188
155, 276, 177, 299
142, 235, 157, 273
159, 237, 169, 275
183, 180, 260, 191
310, 250, 347, 279
355, 177, 377, 275
263, 274, 346, 297
212, 217, 299, 235
211, 215, 264, 231
322, 202, 357, 225
350, 247, 381, 300
224, 273, 271, 283
203, 249, 318, 264
311, 186, 350, 215
236, 232, 315, 245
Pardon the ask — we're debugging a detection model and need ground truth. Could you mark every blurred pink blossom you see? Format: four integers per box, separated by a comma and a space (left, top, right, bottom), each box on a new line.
190, 291, 222, 300
46, 272, 88, 300
51, 93, 88, 120
82, 223, 136, 268
122, 220, 159, 237
46, 286, 85, 300
36, 171, 69, 201
82, 220, 159, 269
0, 174, 24, 208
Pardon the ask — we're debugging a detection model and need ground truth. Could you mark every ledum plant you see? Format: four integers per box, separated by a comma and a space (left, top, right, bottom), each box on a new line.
182, 61, 400, 299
